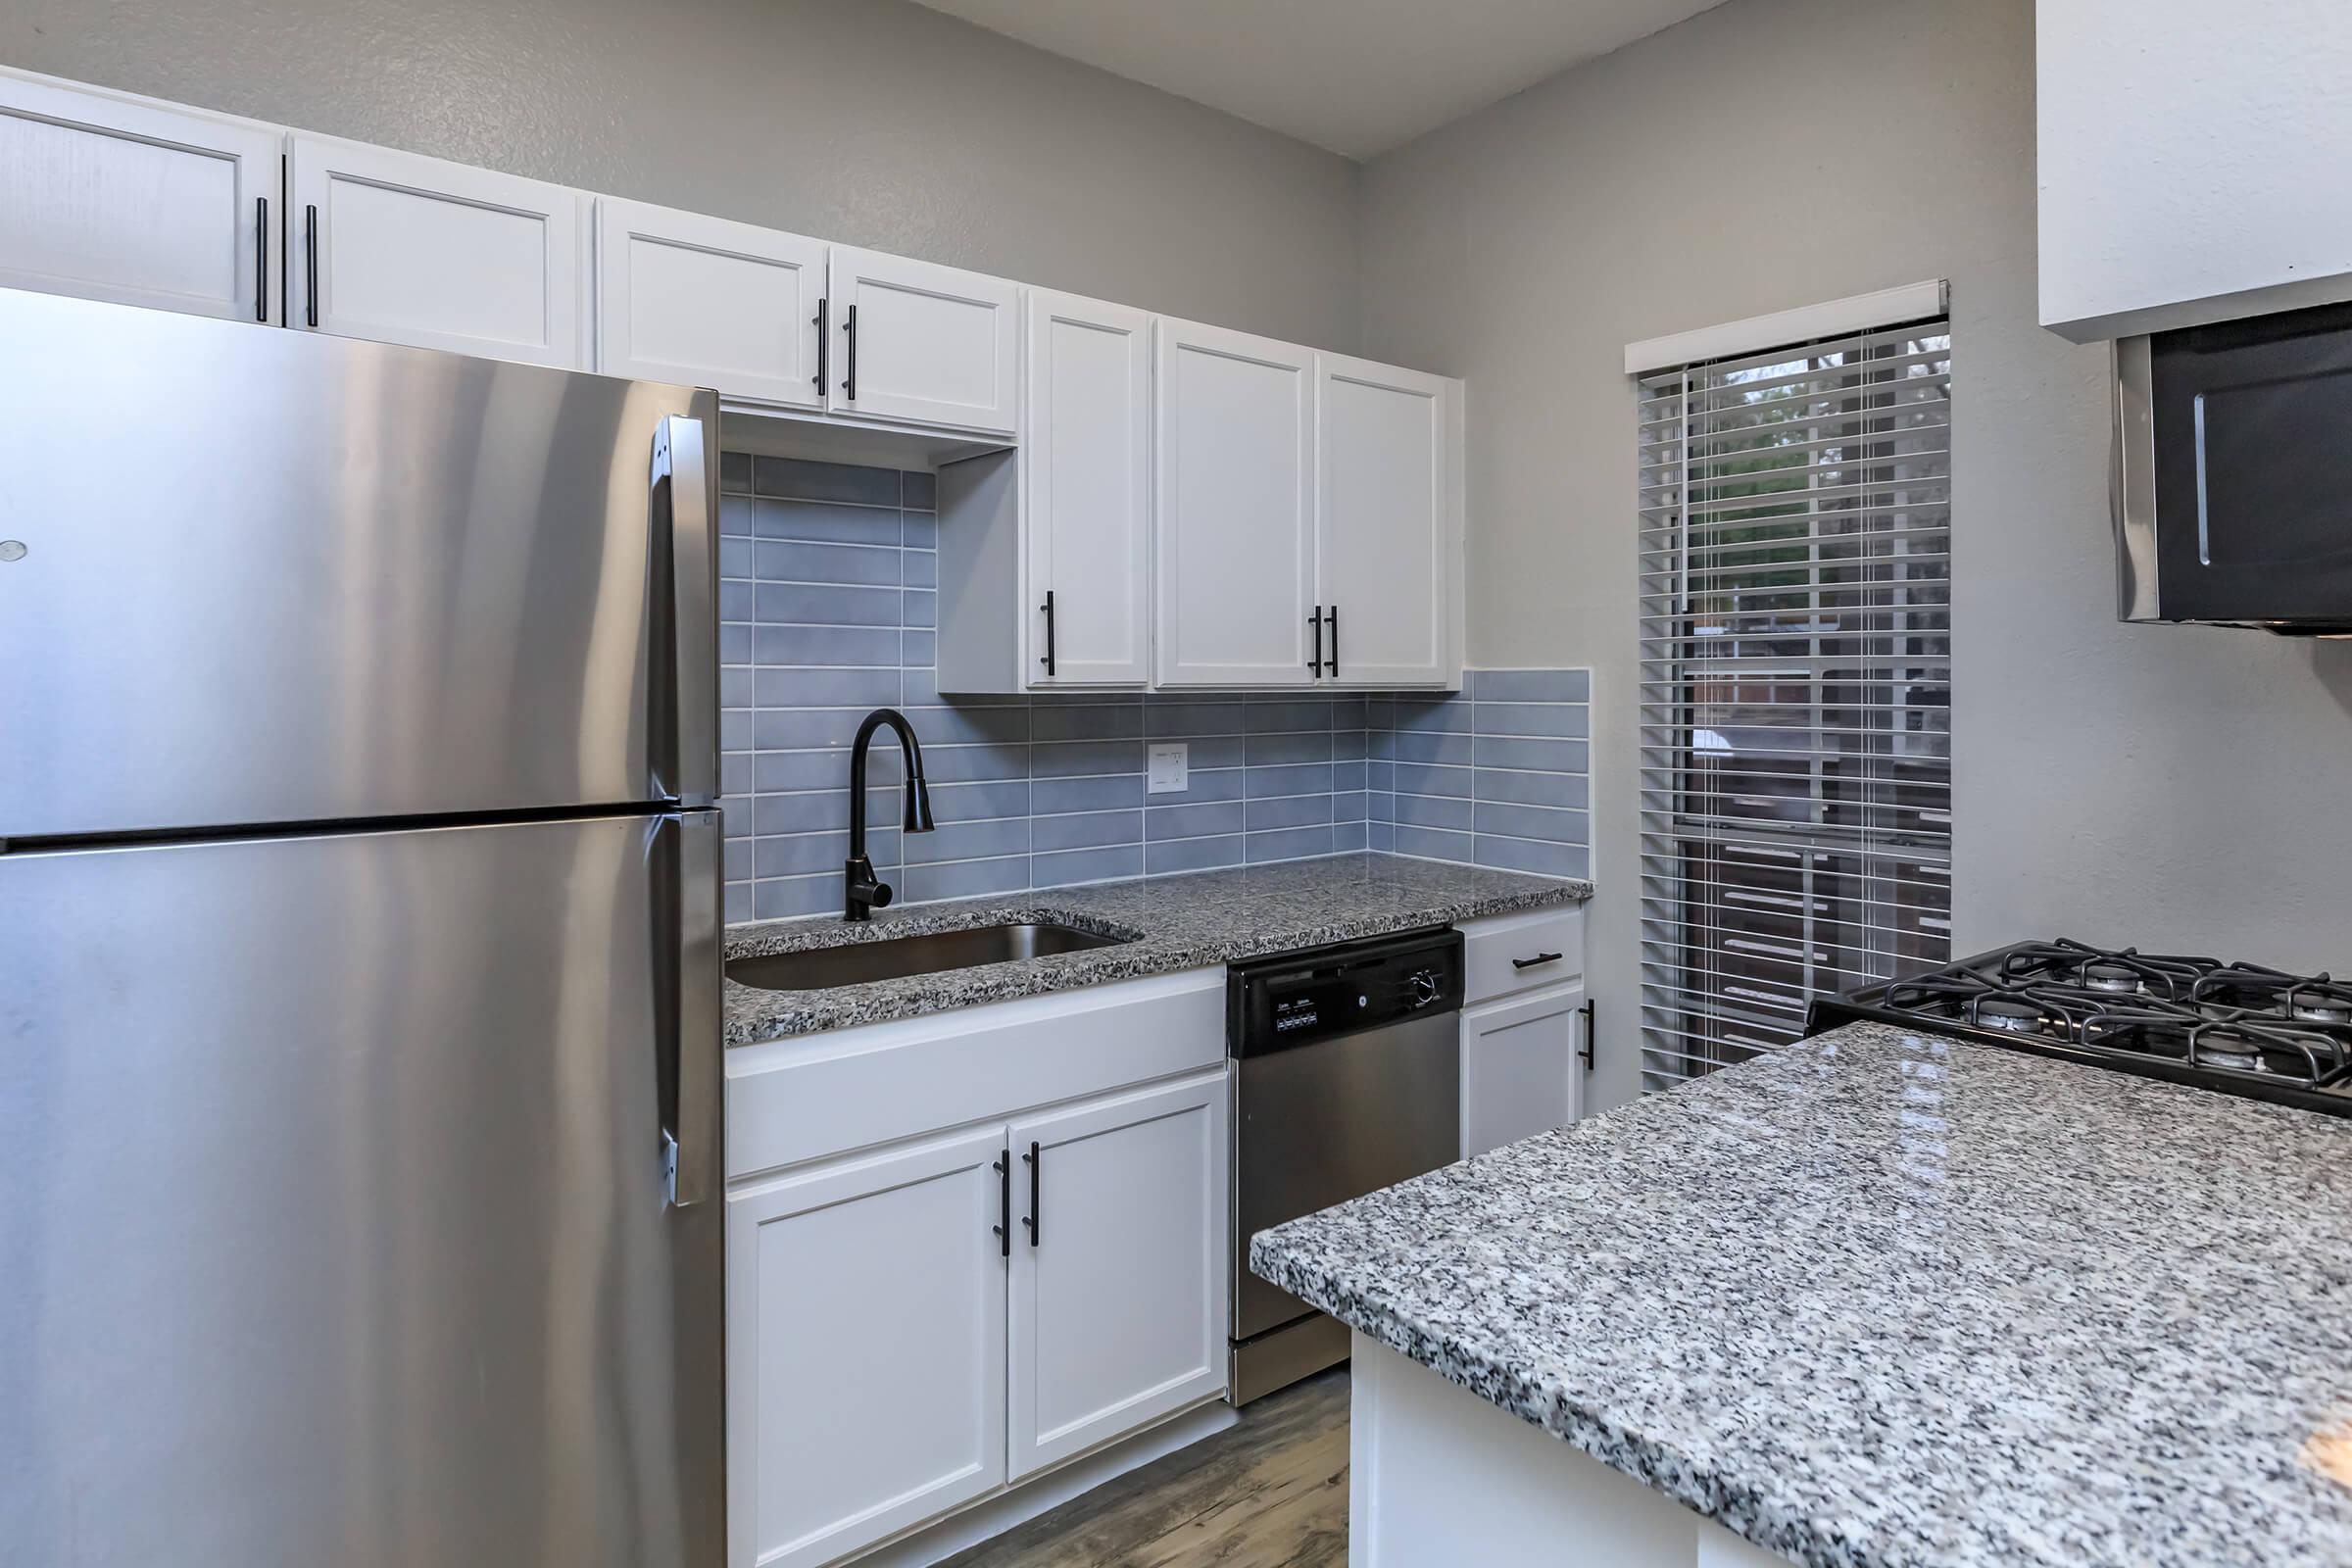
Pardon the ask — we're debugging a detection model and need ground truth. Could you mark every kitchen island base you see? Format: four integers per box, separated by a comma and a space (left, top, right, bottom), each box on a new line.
1349, 1334, 1784, 1568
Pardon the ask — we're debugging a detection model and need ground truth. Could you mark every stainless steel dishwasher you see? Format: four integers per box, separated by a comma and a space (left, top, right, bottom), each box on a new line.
1227, 926, 1464, 1402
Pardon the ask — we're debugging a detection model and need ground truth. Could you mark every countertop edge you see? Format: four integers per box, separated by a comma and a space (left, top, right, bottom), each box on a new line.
723, 862, 1592, 1048
1250, 1236, 1886, 1568
1248, 1038, 1906, 1568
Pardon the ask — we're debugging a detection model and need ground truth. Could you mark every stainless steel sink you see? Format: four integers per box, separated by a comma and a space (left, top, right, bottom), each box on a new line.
725, 921, 1133, 991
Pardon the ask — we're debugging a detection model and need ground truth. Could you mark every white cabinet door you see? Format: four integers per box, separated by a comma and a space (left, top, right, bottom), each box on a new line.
1153, 318, 1317, 687
1007, 1072, 1228, 1480
825, 245, 1018, 434
0, 70, 281, 324
726, 1128, 1009, 1568
596, 197, 825, 406
1316, 353, 1462, 689
288, 134, 585, 367
1025, 290, 1152, 687
1461, 984, 1587, 1159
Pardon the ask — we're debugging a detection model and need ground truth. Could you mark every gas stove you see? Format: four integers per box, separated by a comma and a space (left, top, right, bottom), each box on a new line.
1807, 939, 2352, 1117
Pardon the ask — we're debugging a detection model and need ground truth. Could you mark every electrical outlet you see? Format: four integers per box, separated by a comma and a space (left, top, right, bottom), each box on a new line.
1147, 743, 1189, 795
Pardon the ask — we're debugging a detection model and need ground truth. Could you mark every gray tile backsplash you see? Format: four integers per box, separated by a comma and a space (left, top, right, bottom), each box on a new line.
719, 456, 1591, 921
1376, 670, 1592, 880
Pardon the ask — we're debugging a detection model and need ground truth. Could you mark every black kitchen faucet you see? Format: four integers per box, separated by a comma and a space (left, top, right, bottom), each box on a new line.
844, 708, 936, 920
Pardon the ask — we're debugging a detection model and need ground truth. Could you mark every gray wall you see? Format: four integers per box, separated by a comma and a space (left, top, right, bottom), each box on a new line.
1359, 0, 2352, 1112
0, 0, 1360, 350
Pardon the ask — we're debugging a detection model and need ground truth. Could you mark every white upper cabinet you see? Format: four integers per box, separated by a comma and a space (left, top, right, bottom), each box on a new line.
0, 70, 281, 324
1153, 318, 1318, 688
1315, 353, 1463, 689
288, 134, 587, 367
595, 197, 826, 406
825, 246, 1018, 435
1006, 1072, 1227, 1481
726, 1127, 1009, 1568
1026, 291, 1152, 687
2039, 0, 2352, 339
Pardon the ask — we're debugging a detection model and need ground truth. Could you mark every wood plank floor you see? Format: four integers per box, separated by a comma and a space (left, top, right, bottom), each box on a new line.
939, 1369, 1350, 1568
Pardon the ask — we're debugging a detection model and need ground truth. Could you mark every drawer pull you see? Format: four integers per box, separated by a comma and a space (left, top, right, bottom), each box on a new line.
1510, 951, 1564, 971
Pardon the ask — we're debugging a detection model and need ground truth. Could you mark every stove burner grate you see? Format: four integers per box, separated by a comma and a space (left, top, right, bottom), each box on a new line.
1847, 938, 2352, 1103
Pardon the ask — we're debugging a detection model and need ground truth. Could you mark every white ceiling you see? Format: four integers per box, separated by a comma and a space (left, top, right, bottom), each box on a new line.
907, 0, 1736, 160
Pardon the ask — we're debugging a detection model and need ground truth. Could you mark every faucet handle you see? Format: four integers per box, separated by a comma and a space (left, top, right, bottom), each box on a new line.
843, 854, 894, 921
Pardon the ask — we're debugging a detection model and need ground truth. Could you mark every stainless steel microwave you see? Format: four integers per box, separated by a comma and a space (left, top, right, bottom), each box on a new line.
2114, 299, 2352, 633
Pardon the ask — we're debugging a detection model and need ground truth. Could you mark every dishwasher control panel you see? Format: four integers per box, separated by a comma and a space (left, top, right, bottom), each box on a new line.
1227, 926, 1464, 1057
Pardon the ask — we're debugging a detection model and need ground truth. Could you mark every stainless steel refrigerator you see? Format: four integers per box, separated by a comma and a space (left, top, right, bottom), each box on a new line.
0, 288, 725, 1567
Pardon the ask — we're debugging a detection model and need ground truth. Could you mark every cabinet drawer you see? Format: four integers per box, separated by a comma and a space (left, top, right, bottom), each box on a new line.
726, 968, 1225, 1180
1461, 906, 1585, 1006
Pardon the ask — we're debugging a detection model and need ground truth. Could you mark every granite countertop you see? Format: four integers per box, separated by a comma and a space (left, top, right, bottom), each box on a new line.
721, 852, 1591, 1047
1250, 1020, 2352, 1568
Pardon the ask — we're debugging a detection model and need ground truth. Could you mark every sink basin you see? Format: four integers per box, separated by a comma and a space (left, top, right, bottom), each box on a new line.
726, 921, 1133, 991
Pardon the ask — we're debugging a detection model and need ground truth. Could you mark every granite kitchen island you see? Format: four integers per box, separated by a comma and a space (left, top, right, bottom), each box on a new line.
1250, 1021, 2352, 1568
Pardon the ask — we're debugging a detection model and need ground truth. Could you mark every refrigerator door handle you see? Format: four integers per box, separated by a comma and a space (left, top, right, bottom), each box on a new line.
650, 415, 718, 807
656, 810, 723, 1208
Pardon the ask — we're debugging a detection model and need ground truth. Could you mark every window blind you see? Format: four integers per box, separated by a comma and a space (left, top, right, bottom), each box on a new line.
1637, 317, 1953, 1091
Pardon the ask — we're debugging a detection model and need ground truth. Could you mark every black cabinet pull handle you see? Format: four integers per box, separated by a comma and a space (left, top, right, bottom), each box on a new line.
992, 1150, 1010, 1257
1021, 1141, 1040, 1247
1578, 997, 1596, 1070
842, 303, 858, 401
254, 196, 269, 321
1512, 951, 1565, 970
1326, 604, 1340, 678
1307, 607, 1324, 676
812, 296, 828, 392
303, 203, 318, 328
1040, 591, 1056, 675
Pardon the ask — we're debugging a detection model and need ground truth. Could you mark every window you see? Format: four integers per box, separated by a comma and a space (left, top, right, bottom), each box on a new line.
1636, 314, 1952, 1090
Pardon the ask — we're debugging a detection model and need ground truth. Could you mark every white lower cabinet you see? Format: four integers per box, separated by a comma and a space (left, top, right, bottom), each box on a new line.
726, 1128, 1009, 1568
1008, 1073, 1228, 1480
1461, 983, 1589, 1160
725, 972, 1231, 1568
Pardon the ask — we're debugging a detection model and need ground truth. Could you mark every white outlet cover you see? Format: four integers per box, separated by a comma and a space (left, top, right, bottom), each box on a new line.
1147, 743, 1189, 795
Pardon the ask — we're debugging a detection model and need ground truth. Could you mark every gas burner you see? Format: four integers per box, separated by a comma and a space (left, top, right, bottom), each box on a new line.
2290, 996, 2352, 1026
1988, 940, 2215, 1003
2190, 1027, 2273, 1074
2191, 962, 2352, 1029
2079, 960, 2143, 995
1973, 996, 2049, 1035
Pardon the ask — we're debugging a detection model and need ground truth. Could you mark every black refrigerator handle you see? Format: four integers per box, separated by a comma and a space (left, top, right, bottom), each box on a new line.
650, 415, 718, 806
655, 811, 722, 1208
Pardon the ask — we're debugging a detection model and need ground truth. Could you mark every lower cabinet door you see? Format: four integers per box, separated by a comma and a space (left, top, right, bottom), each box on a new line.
726, 1127, 1010, 1568
1007, 1071, 1229, 1480
1461, 984, 1588, 1159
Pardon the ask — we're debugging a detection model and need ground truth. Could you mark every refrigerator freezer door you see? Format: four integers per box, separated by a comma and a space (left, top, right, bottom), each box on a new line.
0, 287, 719, 840
0, 810, 724, 1568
